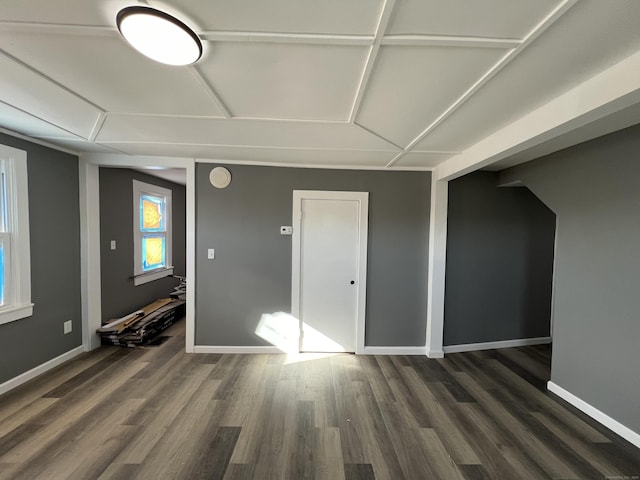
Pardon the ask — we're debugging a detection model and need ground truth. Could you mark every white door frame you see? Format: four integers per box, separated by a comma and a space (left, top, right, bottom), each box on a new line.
291, 190, 369, 354
549, 215, 559, 339
79, 153, 196, 353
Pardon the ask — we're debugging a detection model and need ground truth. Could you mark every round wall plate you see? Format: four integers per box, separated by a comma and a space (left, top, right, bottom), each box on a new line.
209, 167, 231, 189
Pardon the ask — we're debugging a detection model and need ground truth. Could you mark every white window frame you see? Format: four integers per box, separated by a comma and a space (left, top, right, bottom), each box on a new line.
0, 144, 33, 325
133, 180, 173, 286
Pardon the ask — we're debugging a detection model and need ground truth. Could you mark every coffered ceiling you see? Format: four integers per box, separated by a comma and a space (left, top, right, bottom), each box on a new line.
1, 0, 639, 173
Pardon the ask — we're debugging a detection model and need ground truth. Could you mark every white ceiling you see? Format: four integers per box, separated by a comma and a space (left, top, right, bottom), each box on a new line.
130, 166, 187, 185
1, 0, 639, 175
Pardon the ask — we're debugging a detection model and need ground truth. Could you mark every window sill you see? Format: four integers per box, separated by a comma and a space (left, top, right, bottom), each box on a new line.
0, 303, 34, 326
134, 267, 174, 286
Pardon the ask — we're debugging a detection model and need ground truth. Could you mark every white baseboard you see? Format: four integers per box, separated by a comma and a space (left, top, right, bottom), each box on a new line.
0, 346, 84, 396
193, 345, 284, 354
547, 381, 640, 450
361, 346, 426, 355
425, 348, 444, 358
194, 345, 430, 356
443, 336, 552, 354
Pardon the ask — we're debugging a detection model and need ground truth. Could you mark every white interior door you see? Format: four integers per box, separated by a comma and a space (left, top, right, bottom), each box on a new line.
292, 191, 368, 353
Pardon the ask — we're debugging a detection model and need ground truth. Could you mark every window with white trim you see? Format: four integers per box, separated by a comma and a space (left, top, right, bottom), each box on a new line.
133, 180, 173, 286
0, 144, 33, 325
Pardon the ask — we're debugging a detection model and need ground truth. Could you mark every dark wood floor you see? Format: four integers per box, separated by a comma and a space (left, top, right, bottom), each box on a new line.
0, 320, 639, 479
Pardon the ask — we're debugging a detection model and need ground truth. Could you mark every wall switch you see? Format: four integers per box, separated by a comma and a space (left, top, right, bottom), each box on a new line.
110, 240, 116, 250
207, 248, 215, 260
280, 226, 293, 235
63, 320, 72, 334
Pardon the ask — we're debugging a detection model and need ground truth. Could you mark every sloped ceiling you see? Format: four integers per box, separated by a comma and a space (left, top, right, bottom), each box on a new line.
1, 0, 639, 173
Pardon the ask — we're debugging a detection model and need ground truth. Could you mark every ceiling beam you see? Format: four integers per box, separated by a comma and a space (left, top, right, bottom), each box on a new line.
354, 122, 404, 150
188, 66, 232, 118
348, 0, 397, 123
435, 49, 640, 181
381, 34, 520, 49
0, 21, 115, 36
199, 31, 373, 46
88, 112, 107, 142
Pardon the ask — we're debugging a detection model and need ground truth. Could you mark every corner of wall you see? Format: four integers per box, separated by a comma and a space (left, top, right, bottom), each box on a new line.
547, 381, 640, 450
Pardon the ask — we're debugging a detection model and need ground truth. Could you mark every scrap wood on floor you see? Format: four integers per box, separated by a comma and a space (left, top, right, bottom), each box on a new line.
97, 298, 185, 348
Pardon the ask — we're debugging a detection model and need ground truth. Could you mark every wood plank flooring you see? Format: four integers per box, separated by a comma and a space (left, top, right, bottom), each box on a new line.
0, 320, 639, 479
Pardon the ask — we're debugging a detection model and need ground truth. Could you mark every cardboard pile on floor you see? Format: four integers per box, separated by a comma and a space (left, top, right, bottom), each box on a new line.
97, 298, 185, 347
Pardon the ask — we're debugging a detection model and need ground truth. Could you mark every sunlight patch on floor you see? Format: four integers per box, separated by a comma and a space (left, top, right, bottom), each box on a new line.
255, 311, 343, 364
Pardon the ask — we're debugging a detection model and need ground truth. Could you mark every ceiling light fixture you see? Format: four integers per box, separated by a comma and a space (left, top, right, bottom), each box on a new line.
116, 6, 202, 66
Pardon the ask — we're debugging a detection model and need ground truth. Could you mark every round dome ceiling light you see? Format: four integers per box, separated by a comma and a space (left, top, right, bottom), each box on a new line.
116, 6, 202, 66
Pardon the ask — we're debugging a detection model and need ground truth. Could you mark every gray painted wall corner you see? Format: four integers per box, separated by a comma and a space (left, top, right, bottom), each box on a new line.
499, 123, 640, 434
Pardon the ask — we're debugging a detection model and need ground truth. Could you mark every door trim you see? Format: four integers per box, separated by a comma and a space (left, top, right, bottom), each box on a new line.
291, 190, 369, 354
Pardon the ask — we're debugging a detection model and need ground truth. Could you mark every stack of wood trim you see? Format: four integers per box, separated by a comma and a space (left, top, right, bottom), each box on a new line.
97, 298, 185, 347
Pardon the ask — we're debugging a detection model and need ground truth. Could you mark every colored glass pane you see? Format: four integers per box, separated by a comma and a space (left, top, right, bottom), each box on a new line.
142, 235, 165, 271
141, 195, 164, 232
0, 243, 4, 305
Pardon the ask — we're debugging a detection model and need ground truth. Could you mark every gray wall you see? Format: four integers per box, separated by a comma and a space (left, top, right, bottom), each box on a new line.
0, 134, 81, 384
196, 164, 430, 347
500, 123, 640, 433
444, 171, 556, 346
99, 168, 186, 321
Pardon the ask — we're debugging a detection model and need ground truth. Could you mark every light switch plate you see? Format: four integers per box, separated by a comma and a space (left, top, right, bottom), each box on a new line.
110, 240, 116, 250
207, 248, 215, 259
280, 226, 293, 235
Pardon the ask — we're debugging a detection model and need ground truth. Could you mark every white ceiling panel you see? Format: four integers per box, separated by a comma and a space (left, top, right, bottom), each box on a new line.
0, 52, 100, 139
199, 43, 368, 120
132, 167, 187, 185
196, 146, 397, 167
149, 0, 383, 35
103, 143, 396, 167
0, 102, 82, 139
0, 0, 129, 26
0, 0, 638, 171
356, 46, 507, 147
393, 151, 458, 169
415, 0, 640, 153
387, 0, 561, 39
97, 115, 396, 150
0, 32, 226, 117
32, 138, 123, 154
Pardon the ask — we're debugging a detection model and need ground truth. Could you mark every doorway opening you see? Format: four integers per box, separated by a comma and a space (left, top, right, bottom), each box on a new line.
80, 155, 195, 353
442, 171, 556, 362
98, 166, 187, 346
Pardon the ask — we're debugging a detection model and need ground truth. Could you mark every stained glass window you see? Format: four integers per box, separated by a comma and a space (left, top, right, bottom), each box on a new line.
133, 180, 172, 283
141, 195, 165, 232
142, 235, 165, 271
140, 194, 167, 272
